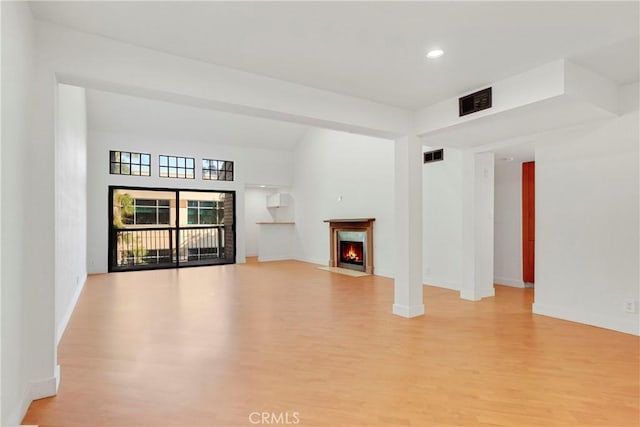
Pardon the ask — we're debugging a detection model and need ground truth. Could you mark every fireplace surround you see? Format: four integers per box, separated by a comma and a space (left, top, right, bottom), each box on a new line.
324, 218, 374, 274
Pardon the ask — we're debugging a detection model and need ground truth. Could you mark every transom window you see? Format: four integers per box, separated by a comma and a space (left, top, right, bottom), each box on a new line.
187, 200, 224, 225
123, 199, 171, 225
159, 155, 195, 179
110, 150, 151, 176
203, 159, 234, 181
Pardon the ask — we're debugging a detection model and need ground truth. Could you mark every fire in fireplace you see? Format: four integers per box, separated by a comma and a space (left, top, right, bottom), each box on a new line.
340, 241, 364, 266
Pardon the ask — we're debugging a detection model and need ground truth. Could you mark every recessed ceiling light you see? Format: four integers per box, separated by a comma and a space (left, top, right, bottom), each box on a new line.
426, 49, 444, 59
259, 185, 266, 188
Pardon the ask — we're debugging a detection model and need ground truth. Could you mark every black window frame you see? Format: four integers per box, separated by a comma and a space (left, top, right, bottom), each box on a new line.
202, 158, 234, 181
110, 150, 151, 176
159, 155, 195, 179
108, 185, 237, 273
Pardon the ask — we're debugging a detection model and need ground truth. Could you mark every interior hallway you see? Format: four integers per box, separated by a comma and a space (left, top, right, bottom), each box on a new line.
24, 260, 639, 426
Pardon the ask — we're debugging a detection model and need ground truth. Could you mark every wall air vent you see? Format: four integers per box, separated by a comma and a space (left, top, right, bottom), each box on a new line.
424, 148, 444, 164
459, 87, 492, 117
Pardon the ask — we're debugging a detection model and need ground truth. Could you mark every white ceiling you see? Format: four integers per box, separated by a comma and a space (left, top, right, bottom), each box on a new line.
86, 89, 310, 150
571, 36, 639, 85
491, 117, 610, 164
30, 1, 639, 109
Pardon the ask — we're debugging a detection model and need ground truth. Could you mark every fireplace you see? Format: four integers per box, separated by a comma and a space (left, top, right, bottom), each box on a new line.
338, 234, 365, 271
324, 218, 375, 274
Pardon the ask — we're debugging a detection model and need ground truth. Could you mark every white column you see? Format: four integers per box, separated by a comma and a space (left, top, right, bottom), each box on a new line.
393, 135, 424, 317
461, 151, 495, 301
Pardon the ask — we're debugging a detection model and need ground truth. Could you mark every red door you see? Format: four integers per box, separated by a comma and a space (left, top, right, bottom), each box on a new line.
522, 162, 535, 283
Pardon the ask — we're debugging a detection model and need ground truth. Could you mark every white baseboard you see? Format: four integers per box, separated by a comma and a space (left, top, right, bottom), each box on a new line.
30, 367, 60, 400
533, 302, 640, 336
56, 273, 87, 346
460, 287, 495, 301
293, 256, 326, 266
392, 303, 425, 318
55, 364, 61, 392
5, 368, 60, 427
424, 275, 460, 291
494, 276, 525, 288
374, 268, 394, 279
257, 255, 293, 262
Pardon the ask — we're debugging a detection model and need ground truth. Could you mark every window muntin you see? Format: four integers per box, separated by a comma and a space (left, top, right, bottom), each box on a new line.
110, 150, 151, 176
159, 155, 195, 179
202, 159, 234, 181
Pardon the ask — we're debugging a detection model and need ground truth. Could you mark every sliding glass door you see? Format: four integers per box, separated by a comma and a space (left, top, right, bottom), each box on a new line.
109, 186, 235, 272
178, 190, 234, 266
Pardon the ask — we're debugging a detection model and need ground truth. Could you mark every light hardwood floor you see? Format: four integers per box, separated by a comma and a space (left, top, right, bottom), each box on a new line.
24, 260, 639, 426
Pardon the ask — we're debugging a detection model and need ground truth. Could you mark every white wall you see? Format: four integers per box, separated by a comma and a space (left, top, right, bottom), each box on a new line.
533, 108, 640, 335
258, 224, 295, 262
494, 161, 524, 287
55, 84, 88, 345
1, 2, 36, 425
87, 130, 294, 273
422, 147, 463, 290
292, 128, 395, 277
244, 187, 277, 257
620, 82, 639, 114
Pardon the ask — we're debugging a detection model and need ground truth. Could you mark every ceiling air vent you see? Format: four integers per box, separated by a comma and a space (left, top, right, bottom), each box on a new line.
459, 87, 492, 117
424, 148, 444, 164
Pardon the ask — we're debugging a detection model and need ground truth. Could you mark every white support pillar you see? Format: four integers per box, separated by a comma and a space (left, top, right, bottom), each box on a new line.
393, 135, 424, 317
461, 151, 496, 301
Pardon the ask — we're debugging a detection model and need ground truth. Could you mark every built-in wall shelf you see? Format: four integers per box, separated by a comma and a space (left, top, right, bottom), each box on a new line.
267, 193, 290, 208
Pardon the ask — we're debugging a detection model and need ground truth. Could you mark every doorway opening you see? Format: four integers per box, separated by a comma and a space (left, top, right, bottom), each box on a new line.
522, 161, 535, 285
108, 186, 235, 272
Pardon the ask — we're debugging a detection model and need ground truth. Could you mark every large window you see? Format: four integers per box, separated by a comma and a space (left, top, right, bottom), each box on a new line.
159, 155, 195, 179
110, 150, 151, 176
110, 187, 236, 272
123, 199, 170, 225
202, 159, 234, 181
187, 200, 223, 225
